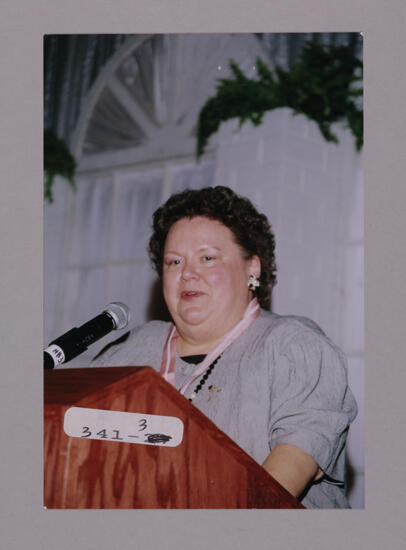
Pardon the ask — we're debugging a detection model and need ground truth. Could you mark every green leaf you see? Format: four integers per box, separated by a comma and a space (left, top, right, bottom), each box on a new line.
44, 129, 77, 203
196, 40, 363, 156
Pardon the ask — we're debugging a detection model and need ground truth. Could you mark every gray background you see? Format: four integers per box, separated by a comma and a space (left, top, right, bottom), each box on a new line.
1, 0, 405, 548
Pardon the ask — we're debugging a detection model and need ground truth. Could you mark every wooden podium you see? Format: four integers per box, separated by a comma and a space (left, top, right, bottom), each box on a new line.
44, 366, 304, 509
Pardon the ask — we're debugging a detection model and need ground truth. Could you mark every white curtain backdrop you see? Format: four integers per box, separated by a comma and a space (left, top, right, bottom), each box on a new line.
45, 158, 216, 357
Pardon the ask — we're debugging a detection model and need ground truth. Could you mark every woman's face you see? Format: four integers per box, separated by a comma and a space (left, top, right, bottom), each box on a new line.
162, 216, 260, 350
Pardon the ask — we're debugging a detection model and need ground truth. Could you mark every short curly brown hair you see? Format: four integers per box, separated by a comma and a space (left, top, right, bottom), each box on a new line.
148, 186, 277, 309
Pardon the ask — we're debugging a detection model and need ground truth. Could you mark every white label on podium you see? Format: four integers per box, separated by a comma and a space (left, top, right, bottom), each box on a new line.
63, 407, 184, 447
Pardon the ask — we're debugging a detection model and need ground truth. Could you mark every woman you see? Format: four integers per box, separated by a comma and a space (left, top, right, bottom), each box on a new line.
94, 186, 357, 508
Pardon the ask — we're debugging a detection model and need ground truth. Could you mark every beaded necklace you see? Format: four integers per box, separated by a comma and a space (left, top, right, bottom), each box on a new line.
186, 354, 222, 402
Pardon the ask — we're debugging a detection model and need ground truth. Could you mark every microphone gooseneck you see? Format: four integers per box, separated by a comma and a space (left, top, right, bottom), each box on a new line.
44, 302, 130, 369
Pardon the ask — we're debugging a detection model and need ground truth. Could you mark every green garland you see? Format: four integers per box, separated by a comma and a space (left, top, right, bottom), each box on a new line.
44, 129, 77, 203
196, 41, 363, 157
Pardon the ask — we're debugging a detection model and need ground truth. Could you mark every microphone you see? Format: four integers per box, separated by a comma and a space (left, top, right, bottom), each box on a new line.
44, 302, 130, 369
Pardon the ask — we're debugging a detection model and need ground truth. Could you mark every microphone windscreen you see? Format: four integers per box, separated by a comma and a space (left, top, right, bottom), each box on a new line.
105, 302, 130, 330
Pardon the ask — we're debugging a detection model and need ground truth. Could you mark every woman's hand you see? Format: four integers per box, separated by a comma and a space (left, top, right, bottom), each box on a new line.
262, 443, 323, 498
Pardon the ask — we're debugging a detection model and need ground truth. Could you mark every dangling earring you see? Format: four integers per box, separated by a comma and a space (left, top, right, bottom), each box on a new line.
248, 274, 260, 291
